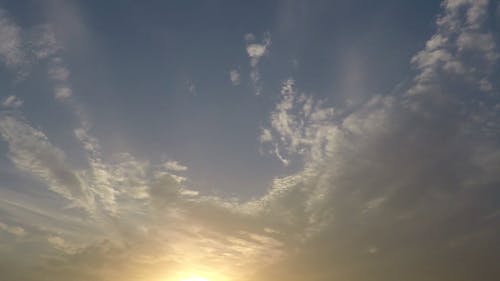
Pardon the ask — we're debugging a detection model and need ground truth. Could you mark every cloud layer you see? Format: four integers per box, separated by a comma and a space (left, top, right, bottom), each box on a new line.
0, 1, 499, 281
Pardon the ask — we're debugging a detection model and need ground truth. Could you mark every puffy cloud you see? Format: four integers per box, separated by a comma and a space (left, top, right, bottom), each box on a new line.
409, 0, 497, 95
246, 44, 268, 67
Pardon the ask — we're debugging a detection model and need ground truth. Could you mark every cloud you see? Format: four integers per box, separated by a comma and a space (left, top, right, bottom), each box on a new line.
0, 115, 285, 280
186, 79, 196, 95
0, 9, 73, 100
229, 69, 240, 86
246, 44, 268, 67
47, 235, 77, 254
0, 222, 25, 237
409, 0, 497, 95
0, 9, 63, 78
245, 32, 271, 95
244, 33, 256, 42
48, 58, 70, 81
250, 1, 500, 280
54, 86, 72, 100
1, 95, 23, 108
163, 160, 188, 172
1, 1, 500, 281
29, 24, 61, 59
0, 8, 23, 67
260, 78, 337, 165
39, 28, 74, 102
0, 116, 93, 210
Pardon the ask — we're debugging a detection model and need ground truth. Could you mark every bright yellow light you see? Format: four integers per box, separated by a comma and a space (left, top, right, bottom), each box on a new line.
179, 276, 209, 281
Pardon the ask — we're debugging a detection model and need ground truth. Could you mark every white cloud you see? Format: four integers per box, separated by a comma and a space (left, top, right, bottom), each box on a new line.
246, 33, 270, 67
229, 69, 240, 86
2, 95, 23, 108
246, 44, 268, 67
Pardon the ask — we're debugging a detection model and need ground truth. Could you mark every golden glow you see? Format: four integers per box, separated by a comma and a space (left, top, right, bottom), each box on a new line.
163, 265, 233, 281
179, 275, 209, 281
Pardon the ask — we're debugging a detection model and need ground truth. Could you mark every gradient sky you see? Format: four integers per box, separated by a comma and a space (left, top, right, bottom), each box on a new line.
0, 1, 499, 281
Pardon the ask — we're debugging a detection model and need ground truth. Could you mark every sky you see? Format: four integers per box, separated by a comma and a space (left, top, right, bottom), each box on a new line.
0, 0, 499, 280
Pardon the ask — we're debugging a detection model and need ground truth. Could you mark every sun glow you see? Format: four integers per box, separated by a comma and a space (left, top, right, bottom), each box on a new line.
179, 276, 210, 281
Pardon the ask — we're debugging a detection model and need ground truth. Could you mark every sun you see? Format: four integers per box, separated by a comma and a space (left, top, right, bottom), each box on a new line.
167, 267, 229, 281
179, 276, 209, 281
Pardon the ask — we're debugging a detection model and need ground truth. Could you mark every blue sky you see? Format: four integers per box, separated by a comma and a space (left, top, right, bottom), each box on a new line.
0, 1, 499, 281
0, 0, 443, 198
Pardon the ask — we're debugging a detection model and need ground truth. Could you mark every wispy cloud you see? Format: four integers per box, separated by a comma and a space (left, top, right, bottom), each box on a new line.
0, 1, 499, 281
0, 221, 25, 237
54, 86, 72, 100
1, 95, 23, 108
0, 116, 93, 211
163, 160, 188, 172
0, 9, 65, 80
29, 24, 61, 60
229, 69, 240, 86
0, 8, 23, 67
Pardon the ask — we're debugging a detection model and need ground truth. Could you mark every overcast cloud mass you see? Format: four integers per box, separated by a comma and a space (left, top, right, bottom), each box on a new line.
0, 1, 499, 281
